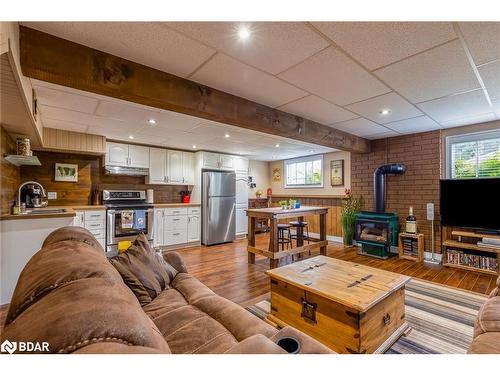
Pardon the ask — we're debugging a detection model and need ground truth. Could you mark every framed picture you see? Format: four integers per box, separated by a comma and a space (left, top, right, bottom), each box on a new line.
330, 160, 344, 186
272, 167, 281, 182
55, 163, 78, 182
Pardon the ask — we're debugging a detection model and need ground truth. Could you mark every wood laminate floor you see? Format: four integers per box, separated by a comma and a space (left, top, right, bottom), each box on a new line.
1, 234, 496, 335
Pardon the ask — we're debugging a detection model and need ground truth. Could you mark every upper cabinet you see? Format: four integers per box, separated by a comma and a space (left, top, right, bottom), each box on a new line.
106, 142, 149, 168
233, 156, 249, 173
199, 152, 247, 172
146, 147, 196, 185
182, 152, 195, 185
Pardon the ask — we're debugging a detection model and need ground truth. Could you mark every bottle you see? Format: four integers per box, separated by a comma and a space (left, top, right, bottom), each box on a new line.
406, 206, 417, 234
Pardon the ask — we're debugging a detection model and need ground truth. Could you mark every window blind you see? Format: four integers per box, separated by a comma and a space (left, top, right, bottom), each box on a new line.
450, 133, 500, 179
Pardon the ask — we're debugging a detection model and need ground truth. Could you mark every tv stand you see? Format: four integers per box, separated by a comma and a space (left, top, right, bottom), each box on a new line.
442, 227, 499, 276
475, 229, 500, 236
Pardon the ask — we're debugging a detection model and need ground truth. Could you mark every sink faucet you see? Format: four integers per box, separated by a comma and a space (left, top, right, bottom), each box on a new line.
17, 181, 48, 207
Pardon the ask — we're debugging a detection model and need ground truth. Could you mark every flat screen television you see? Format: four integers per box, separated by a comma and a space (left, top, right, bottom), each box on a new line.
440, 178, 500, 232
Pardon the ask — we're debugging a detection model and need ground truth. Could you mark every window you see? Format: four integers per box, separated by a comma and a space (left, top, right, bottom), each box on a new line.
284, 155, 323, 188
447, 130, 500, 179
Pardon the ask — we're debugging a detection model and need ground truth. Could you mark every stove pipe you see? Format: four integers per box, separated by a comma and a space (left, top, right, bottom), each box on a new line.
373, 163, 406, 212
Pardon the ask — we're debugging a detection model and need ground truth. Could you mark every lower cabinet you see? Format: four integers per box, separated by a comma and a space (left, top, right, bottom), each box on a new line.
73, 210, 106, 249
235, 204, 248, 237
154, 206, 201, 248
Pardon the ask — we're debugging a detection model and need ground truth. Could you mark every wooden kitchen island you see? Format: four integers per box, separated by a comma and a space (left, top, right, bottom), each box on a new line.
246, 206, 329, 269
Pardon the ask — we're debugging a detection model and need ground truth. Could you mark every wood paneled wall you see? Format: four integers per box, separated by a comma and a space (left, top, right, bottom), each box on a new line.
20, 151, 187, 206
0, 127, 21, 214
271, 196, 344, 238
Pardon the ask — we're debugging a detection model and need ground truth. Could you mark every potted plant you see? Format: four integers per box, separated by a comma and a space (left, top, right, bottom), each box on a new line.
279, 200, 288, 209
340, 188, 362, 247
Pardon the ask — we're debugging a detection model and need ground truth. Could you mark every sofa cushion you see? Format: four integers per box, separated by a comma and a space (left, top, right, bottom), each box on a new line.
109, 234, 174, 305
469, 332, 500, 354
474, 296, 500, 337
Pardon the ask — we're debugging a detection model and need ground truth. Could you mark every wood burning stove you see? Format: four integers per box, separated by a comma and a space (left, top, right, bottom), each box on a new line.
354, 163, 406, 259
355, 212, 399, 258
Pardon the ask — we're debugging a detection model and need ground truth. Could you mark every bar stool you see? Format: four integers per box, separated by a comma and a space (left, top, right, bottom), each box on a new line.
277, 223, 292, 251
289, 221, 310, 253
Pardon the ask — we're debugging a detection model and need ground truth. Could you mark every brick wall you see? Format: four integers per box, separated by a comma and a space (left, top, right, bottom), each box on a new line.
351, 130, 442, 252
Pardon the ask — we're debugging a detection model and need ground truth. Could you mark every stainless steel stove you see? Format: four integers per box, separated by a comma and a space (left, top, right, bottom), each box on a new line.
103, 190, 154, 255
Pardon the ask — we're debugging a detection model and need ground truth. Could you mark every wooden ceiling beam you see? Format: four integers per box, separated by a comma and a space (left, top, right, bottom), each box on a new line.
19, 26, 370, 153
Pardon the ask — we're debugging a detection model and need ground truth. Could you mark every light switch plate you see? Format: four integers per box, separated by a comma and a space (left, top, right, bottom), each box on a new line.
48, 192, 57, 200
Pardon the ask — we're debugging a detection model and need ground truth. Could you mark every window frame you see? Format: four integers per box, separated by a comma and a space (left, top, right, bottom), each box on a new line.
446, 129, 500, 179
284, 154, 324, 189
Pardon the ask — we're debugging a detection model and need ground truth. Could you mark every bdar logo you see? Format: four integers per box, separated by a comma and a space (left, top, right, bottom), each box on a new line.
1, 340, 17, 354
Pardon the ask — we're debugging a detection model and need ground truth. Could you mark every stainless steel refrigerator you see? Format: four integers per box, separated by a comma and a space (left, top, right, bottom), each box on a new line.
202, 171, 236, 245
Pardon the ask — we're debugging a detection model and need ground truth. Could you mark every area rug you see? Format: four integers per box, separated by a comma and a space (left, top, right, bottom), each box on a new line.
246, 279, 487, 354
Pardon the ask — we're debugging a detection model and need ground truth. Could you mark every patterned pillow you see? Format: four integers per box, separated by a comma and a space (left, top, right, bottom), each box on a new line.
109, 234, 177, 305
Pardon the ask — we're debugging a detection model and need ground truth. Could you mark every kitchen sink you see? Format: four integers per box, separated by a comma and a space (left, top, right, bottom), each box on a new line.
26, 208, 68, 214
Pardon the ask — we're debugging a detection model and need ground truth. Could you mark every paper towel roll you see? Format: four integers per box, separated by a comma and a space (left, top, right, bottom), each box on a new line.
147, 189, 154, 204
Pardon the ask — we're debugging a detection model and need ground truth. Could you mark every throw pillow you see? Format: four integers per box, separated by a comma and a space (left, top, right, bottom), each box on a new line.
109, 233, 176, 305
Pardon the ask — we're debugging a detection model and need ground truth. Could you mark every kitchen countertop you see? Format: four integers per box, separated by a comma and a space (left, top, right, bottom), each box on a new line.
153, 203, 201, 208
0, 203, 201, 220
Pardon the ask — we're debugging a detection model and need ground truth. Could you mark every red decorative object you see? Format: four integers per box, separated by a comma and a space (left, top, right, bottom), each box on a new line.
266, 188, 273, 197
182, 195, 190, 203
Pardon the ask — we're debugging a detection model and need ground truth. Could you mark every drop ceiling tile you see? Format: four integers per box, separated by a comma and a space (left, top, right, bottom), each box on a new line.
385, 116, 441, 134
278, 47, 390, 106
364, 131, 400, 140
169, 22, 329, 75
22, 22, 215, 77
458, 22, 500, 65
440, 112, 497, 128
95, 100, 161, 125
312, 22, 456, 70
328, 118, 390, 137
478, 60, 500, 101
374, 40, 480, 103
42, 118, 89, 133
191, 53, 307, 108
34, 85, 99, 114
345, 92, 422, 124
416, 89, 491, 123
278, 95, 358, 125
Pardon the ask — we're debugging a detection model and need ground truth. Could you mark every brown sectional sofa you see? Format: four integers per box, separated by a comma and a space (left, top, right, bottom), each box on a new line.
1, 226, 332, 354
469, 277, 500, 354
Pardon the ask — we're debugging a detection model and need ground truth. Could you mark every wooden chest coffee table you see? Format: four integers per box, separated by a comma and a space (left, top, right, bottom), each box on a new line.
266, 256, 411, 354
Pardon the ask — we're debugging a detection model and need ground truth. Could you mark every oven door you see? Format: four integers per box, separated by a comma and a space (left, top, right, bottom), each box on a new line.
107, 208, 154, 246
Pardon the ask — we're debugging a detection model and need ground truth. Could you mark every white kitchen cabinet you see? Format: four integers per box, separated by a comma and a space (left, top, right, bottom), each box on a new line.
153, 208, 164, 247
106, 142, 149, 168
220, 154, 234, 170
148, 148, 167, 184
234, 156, 249, 173
73, 209, 106, 249
187, 214, 200, 242
235, 204, 248, 237
128, 145, 150, 168
168, 150, 183, 184
235, 173, 248, 205
147, 148, 195, 186
106, 142, 129, 166
202, 152, 221, 169
182, 152, 195, 185
154, 205, 201, 249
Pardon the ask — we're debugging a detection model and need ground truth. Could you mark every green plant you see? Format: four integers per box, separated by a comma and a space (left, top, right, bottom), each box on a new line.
341, 189, 362, 246
279, 200, 288, 207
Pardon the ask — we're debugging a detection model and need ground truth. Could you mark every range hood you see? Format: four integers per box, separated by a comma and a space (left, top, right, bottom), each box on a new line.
104, 165, 149, 176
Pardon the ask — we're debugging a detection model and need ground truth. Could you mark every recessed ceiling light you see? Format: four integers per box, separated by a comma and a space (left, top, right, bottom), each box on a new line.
310, 150, 315, 153
148, 119, 156, 125
192, 145, 197, 149
275, 144, 280, 148
128, 135, 134, 139
380, 109, 391, 116
224, 133, 230, 138
238, 26, 251, 40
